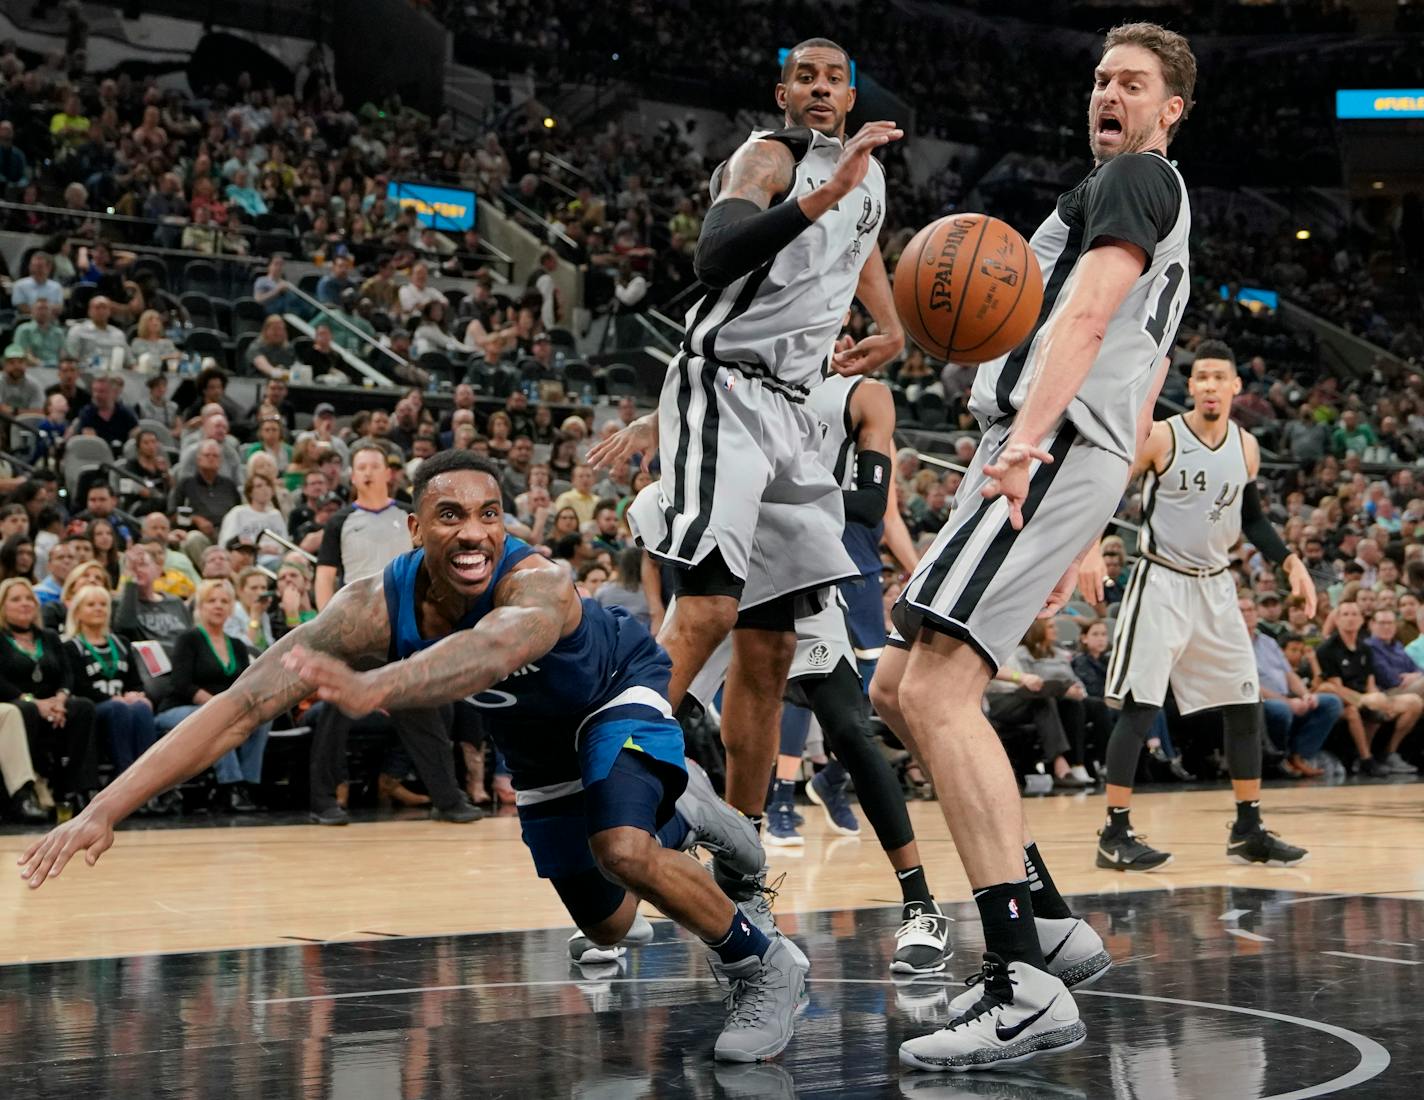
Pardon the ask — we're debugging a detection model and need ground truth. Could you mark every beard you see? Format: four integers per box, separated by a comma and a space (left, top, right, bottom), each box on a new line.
1200, 408, 1222, 421
1088, 112, 1157, 163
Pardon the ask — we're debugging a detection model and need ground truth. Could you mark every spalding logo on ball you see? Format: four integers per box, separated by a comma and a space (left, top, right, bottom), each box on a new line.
894, 213, 1045, 365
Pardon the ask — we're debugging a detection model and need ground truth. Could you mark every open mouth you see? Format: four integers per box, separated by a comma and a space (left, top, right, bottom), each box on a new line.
450, 549, 492, 584
807, 103, 835, 119
1096, 114, 1123, 141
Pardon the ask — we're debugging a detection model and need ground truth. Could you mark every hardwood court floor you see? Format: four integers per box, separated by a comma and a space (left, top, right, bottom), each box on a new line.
2, 780, 1422, 965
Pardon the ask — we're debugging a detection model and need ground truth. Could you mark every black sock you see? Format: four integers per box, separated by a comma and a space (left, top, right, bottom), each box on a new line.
1233, 800, 1262, 834
1023, 842, 1072, 920
896, 865, 934, 909
1103, 806, 1132, 837
770, 778, 795, 808
973, 880, 1046, 969
747, 814, 764, 835
705, 909, 771, 965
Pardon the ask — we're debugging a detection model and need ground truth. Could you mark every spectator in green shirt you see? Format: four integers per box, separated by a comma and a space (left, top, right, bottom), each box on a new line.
13, 299, 65, 367
1332, 409, 1379, 456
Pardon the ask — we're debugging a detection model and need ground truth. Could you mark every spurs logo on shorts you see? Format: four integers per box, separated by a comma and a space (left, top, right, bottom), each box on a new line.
808, 643, 831, 669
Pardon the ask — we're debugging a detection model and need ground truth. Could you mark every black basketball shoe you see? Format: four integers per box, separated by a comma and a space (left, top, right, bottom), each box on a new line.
1095, 827, 1173, 871
1226, 824, 1309, 866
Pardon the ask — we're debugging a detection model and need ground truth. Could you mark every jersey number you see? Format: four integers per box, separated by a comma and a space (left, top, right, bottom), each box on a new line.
1144, 262, 1185, 343
1178, 469, 1208, 492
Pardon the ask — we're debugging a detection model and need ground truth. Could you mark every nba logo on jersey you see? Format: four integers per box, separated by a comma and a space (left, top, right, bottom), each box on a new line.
1008, 899, 1020, 920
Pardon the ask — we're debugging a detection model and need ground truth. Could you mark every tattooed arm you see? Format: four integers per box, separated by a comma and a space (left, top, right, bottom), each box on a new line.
19, 577, 392, 887
284, 555, 580, 715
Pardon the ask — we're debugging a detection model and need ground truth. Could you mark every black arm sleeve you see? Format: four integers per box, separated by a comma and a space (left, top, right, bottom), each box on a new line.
1082, 153, 1181, 269
1241, 482, 1291, 566
694, 198, 813, 288
841, 450, 891, 526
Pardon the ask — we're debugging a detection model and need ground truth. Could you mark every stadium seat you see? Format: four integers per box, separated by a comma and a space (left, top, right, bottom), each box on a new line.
548, 327, 578, 351
184, 328, 229, 369
1053, 615, 1081, 650
604, 363, 639, 397
418, 351, 455, 381
180, 292, 217, 330
913, 392, 948, 428
62, 436, 117, 500
182, 260, 222, 297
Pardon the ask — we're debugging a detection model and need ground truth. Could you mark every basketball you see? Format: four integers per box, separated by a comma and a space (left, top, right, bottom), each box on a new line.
893, 213, 1044, 364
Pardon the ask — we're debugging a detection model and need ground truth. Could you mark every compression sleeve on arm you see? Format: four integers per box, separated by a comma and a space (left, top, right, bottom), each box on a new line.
1241, 482, 1291, 565
694, 197, 812, 289
841, 450, 890, 526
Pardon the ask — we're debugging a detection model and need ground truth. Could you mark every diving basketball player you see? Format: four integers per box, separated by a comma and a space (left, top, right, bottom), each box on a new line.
20, 452, 803, 1064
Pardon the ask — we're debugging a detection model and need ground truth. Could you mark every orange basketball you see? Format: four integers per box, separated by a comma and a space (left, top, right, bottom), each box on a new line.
893, 213, 1044, 364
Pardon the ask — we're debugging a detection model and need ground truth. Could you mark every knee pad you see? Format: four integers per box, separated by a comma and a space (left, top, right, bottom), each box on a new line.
1222, 703, 1263, 781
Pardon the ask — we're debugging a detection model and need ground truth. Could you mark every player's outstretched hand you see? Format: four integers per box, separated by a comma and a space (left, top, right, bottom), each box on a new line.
17, 807, 115, 890
282, 644, 387, 717
825, 121, 902, 201
982, 441, 1054, 530
832, 333, 902, 378
586, 413, 658, 475
1285, 556, 1317, 619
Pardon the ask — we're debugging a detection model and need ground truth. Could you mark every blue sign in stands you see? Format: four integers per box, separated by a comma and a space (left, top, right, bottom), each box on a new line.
1335, 90, 1424, 119
386, 180, 477, 230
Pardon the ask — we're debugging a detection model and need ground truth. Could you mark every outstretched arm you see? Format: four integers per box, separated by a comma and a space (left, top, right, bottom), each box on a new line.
18, 577, 391, 888
285, 556, 580, 715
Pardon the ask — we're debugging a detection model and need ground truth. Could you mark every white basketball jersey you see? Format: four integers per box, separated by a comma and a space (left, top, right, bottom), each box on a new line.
970, 151, 1191, 463
808, 371, 861, 489
683, 127, 886, 389
1138, 415, 1249, 570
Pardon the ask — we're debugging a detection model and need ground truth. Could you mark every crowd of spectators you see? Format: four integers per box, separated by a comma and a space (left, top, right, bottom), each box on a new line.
0, 8, 1422, 827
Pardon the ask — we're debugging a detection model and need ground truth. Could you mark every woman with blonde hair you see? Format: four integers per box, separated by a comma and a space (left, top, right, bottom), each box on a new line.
44, 559, 112, 631
130, 309, 181, 369
0, 577, 99, 814
62, 585, 173, 808
156, 579, 268, 812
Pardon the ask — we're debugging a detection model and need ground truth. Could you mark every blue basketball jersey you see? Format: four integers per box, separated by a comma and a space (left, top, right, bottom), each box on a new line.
381, 537, 680, 790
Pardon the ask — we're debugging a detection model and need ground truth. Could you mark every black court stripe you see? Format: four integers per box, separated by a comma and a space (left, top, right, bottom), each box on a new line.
656, 354, 694, 555
996, 218, 1085, 415
948, 422, 1080, 622
1108, 560, 1153, 696
674, 361, 723, 560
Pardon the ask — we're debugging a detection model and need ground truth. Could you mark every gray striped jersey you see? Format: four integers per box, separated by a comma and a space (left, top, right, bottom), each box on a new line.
1139, 414, 1249, 571
969, 151, 1191, 463
683, 126, 886, 389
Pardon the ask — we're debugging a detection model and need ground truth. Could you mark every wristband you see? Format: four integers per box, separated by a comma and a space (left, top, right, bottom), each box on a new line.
21, 693, 33, 702
1009, 670, 1021, 683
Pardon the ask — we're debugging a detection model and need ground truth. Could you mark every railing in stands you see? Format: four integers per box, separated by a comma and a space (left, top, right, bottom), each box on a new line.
0, 199, 515, 278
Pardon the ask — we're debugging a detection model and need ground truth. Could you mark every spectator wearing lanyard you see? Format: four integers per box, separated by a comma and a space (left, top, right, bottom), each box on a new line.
156, 579, 269, 813
0, 578, 98, 813
61, 584, 179, 813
